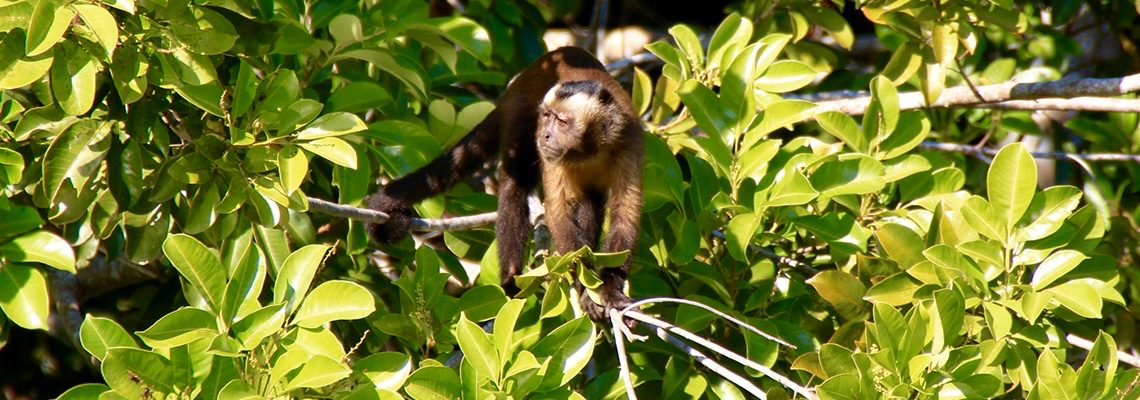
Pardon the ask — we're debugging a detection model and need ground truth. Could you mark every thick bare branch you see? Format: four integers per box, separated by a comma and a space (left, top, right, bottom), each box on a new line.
814, 73, 1140, 115
920, 141, 1140, 163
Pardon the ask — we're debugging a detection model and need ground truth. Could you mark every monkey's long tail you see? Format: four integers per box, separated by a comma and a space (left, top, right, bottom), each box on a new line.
371, 110, 502, 210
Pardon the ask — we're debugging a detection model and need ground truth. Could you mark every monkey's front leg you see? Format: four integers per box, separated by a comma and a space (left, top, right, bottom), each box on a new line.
592, 171, 642, 325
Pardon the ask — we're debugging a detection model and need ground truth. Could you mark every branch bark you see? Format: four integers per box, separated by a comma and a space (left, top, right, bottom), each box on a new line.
919, 141, 1140, 162
813, 73, 1140, 115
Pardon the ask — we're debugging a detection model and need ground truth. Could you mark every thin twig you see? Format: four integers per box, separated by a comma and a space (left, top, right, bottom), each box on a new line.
611, 311, 640, 399
1066, 334, 1140, 369
626, 310, 816, 399
919, 141, 1140, 162
305, 197, 497, 231
623, 297, 793, 348
626, 311, 769, 398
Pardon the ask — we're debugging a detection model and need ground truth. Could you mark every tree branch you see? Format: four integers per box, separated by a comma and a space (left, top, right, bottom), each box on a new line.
621, 309, 817, 399
306, 197, 497, 232
813, 73, 1140, 115
1066, 334, 1140, 369
919, 141, 1140, 163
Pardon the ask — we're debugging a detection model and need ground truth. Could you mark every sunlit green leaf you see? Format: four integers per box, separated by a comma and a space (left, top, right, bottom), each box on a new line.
0, 263, 50, 330
0, 231, 75, 273
291, 280, 375, 328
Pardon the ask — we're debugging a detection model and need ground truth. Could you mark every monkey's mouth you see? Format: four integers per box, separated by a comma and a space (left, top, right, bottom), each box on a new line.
538, 143, 565, 161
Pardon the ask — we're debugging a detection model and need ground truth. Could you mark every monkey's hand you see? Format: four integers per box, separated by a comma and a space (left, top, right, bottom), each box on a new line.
580, 287, 637, 328
367, 208, 416, 244
366, 192, 419, 244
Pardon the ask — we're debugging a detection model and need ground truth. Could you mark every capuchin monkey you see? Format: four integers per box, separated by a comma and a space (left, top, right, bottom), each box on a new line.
368, 47, 643, 323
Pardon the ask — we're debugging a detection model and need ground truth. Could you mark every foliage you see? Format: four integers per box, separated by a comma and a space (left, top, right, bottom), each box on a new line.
1, 0, 1140, 398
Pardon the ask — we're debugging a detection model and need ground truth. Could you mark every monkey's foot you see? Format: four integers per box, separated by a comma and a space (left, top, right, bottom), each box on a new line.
580, 291, 637, 328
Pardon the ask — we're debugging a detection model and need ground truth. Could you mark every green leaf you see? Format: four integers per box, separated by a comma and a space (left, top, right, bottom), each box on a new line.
632, 68, 652, 117
983, 302, 1012, 339
0, 31, 54, 90
1034, 347, 1077, 399
706, 13, 753, 75
297, 112, 368, 140
755, 60, 816, 93
1075, 331, 1117, 400
300, 137, 358, 169
276, 99, 324, 133
532, 317, 597, 387
26, 0, 73, 57
329, 14, 363, 45
492, 299, 526, 361
56, 383, 110, 400
931, 24, 957, 66
0, 263, 50, 330
807, 271, 867, 321
427, 17, 492, 63
676, 79, 729, 141
1030, 250, 1088, 290
42, 120, 110, 205
881, 42, 923, 85
809, 154, 886, 198
725, 212, 761, 261
102, 348, 174, 397
80, 315, 137, 361
278, 145, 307, 196
405, 366, 461, 400
1017, 186, 1082, 241
137, 307, 218, 348
0, 231, 76, 273
864, 273, 921, 306
721, 42, 763, 141
875, 223, 925, 269
291, 280, 375, 328
327, 81, 391, 113
273, 244, 330, 312
921, 62, 945, 105
73, 4, 118, 59
815, 111, 866, 153
803, 6, 851, 47
746, 100, 817, 148
168, 7, 238, 55
766, 167, 818, 206
232, 303, 287, 350
340, 49, 428, 100
162, 234, 226, 312
878, 111, 930, 160
355, 352, 413, 391
669, 24, 704, 70
961, 196, 1004, 241
866, 75, 899, 140
217, 380, 260, 399
456, 285, 507, 322
173, 82, 226, 117
281, 355, 351, 390
988, 143, 1037, 235
1020, 291, 1051, 324
1044, 279, 1103, 318
457, 314, 500, 383
931, 290, 964, 353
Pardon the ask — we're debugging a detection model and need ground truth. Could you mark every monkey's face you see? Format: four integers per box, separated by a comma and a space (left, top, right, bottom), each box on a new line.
537, 82, 609, 163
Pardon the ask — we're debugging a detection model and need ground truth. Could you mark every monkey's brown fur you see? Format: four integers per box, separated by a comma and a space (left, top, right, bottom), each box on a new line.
368, 47, 642, 323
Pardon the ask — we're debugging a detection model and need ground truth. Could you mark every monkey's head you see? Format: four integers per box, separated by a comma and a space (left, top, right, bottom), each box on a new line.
537, 80, 625, 163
